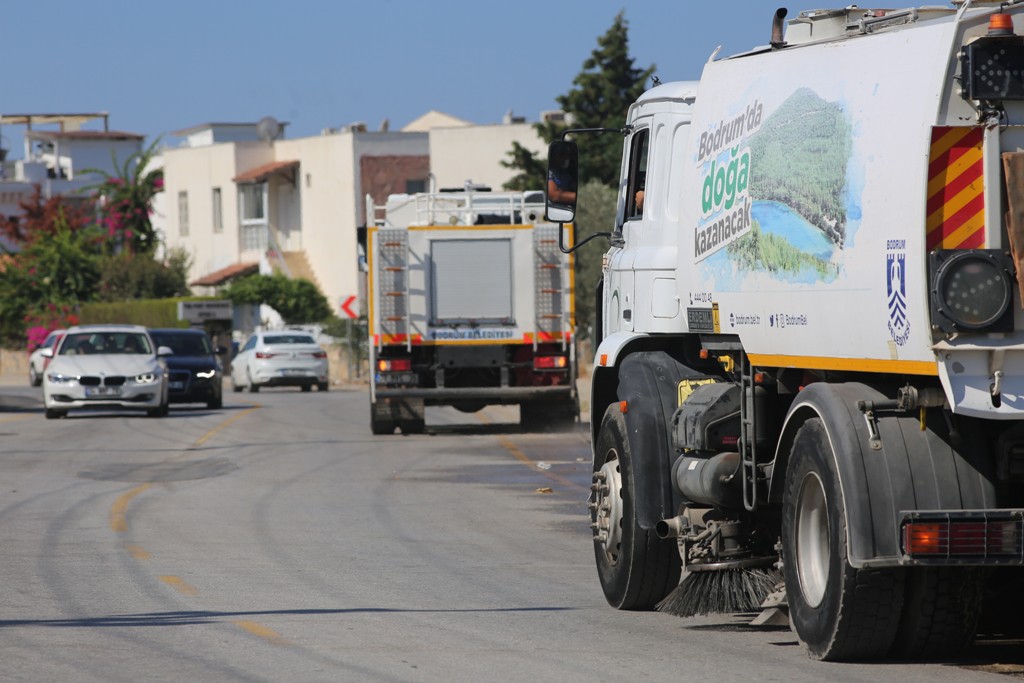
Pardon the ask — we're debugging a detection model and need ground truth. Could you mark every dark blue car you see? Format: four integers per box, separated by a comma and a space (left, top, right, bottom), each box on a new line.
148, 328, 225, 409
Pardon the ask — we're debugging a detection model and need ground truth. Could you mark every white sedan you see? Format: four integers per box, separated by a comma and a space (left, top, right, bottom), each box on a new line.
42, 324, 171, 419
28, 328, 65, 386
231, 331, 329, 393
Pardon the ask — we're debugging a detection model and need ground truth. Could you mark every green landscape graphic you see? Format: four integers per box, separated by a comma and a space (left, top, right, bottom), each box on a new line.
726, 87, 851, 280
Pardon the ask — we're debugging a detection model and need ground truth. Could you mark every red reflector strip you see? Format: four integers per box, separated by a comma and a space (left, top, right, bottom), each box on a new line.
926, 127, 985, 251
533, 355, 568, 370
902, 519, 1023, 558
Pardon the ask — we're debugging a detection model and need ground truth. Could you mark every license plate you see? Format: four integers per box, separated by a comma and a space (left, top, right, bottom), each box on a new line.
169, 381, 185, 390
281, 369, 307, 377
86, 386, 121, 397
380, 372, 417, 385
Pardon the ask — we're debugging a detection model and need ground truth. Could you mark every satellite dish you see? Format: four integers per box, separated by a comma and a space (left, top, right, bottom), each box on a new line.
256, 116, 283, 143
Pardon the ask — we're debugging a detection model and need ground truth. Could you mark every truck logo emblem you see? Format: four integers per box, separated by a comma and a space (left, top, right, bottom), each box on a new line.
887, 251, 909, 346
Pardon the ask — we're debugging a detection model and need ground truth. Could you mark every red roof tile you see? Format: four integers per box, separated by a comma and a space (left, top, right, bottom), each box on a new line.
190, 262, 259, 287
233, 160, 299, 183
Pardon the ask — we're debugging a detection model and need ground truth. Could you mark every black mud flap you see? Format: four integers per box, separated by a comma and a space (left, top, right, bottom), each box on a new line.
616, 351, 718, 530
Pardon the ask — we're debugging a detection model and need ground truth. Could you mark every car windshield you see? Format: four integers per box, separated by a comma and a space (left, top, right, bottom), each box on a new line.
60, 332, 153, 355
263, 335, 316, 345
151, 332, 212, 356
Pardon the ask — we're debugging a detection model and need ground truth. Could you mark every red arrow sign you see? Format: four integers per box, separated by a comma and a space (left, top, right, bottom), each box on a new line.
340, 295, 358, 319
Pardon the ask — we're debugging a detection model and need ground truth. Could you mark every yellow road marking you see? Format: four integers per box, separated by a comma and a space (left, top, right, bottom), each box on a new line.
159, 575, 199, 596
124, 544, 151, 560
475, 410, 589, 492
234, 620, 289, 645
496, 433, 589, 494
192, 405, 259, 447
109, 484, 150, 533
0, 414, 33, 424
111, 405, 260, 536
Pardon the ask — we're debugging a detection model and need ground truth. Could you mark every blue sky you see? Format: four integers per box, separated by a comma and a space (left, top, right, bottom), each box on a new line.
0, 2, 912, 154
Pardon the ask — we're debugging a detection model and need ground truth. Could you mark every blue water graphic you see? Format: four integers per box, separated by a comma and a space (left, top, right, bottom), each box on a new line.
751, 201, 835, 259
701, 199, 841, 288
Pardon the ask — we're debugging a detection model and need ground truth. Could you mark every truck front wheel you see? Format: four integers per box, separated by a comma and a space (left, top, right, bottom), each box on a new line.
592, 404, 680, 610
782, 418, 904, 661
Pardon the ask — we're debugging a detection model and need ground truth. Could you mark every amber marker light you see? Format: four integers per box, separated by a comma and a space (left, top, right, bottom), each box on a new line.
904, 522, 944, 555
619, 400, 628, 414
989, 13, 1015, 35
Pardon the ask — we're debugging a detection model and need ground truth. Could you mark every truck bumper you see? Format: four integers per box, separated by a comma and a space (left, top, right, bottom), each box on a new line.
374, 385, 574, 403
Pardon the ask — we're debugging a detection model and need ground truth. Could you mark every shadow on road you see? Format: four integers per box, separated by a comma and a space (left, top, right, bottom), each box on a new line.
0, 605, 578, 629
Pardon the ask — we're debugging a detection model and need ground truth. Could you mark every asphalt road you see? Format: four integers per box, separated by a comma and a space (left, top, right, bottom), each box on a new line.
0, 383, 1020, 682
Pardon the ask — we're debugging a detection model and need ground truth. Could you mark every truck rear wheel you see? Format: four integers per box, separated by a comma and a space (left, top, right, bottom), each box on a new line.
890, 567, 985, 659
592, 404, 680, 610
782, 418, 904, 661
370, 399, 397, 435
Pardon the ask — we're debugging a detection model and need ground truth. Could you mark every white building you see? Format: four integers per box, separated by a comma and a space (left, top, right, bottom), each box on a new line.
0, 113, 144, 249
162, 121, 429, 316
161, 109, 559, 323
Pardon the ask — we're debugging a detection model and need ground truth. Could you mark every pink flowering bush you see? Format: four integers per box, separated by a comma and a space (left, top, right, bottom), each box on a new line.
23, 305, 79, 351
82, 138, 164, 255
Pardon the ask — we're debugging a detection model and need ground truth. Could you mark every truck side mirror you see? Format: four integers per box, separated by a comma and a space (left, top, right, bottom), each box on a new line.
546, 140, 579, 223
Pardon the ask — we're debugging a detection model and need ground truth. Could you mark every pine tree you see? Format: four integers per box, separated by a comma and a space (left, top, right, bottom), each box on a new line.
502, 11, 654, 190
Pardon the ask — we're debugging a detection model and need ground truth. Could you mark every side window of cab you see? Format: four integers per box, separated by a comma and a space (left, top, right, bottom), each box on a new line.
625, 129, 649, 221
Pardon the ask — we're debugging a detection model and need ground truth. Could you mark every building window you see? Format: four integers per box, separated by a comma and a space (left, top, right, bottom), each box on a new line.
240, 183, 266, 221
406, 179, 427, 194
239, 183, 267, 251
178, 191, 189, 236
212, 187, 223, 233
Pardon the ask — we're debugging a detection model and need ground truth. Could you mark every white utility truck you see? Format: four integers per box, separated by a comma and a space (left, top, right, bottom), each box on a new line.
366, 188, 577, 434
549, 3, 1024, 662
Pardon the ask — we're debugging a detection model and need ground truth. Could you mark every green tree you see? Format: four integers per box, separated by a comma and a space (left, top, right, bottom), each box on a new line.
501, 141, 549, 191
82, 137, 164, 255
0, 210, 101, 344
573, 180, 618, 340
501, 12, 651, 344
222, 273, 332, 324
95, 247, 192, 302
502, 11, 654, 190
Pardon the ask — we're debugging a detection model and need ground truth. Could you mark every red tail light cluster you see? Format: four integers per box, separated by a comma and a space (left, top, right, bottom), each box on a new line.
311, 351, 327, 359
901, 514, 1023, 561
377, 358, 412, 372
533, 355, 568, 370
255, 351, 276, 359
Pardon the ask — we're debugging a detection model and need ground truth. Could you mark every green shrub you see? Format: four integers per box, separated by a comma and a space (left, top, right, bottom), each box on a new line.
78, 297, 220, 328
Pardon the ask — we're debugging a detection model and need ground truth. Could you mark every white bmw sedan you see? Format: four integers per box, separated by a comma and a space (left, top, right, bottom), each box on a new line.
42, 324, 171, 419
230, 330, 329, 393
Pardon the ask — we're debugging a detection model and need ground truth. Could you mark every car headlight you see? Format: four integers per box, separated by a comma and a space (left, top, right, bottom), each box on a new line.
47, 373, 76, 384
196, 369, 217, 379
133, 372, 158, 384
930, 249, 1016, 334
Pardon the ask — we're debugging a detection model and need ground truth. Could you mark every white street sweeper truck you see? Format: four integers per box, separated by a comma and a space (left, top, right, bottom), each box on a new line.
548, 2, 1024, 662
366, 187, 577, 434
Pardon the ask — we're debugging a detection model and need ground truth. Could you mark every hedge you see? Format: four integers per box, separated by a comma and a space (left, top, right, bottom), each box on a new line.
78, 297, 223, 328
